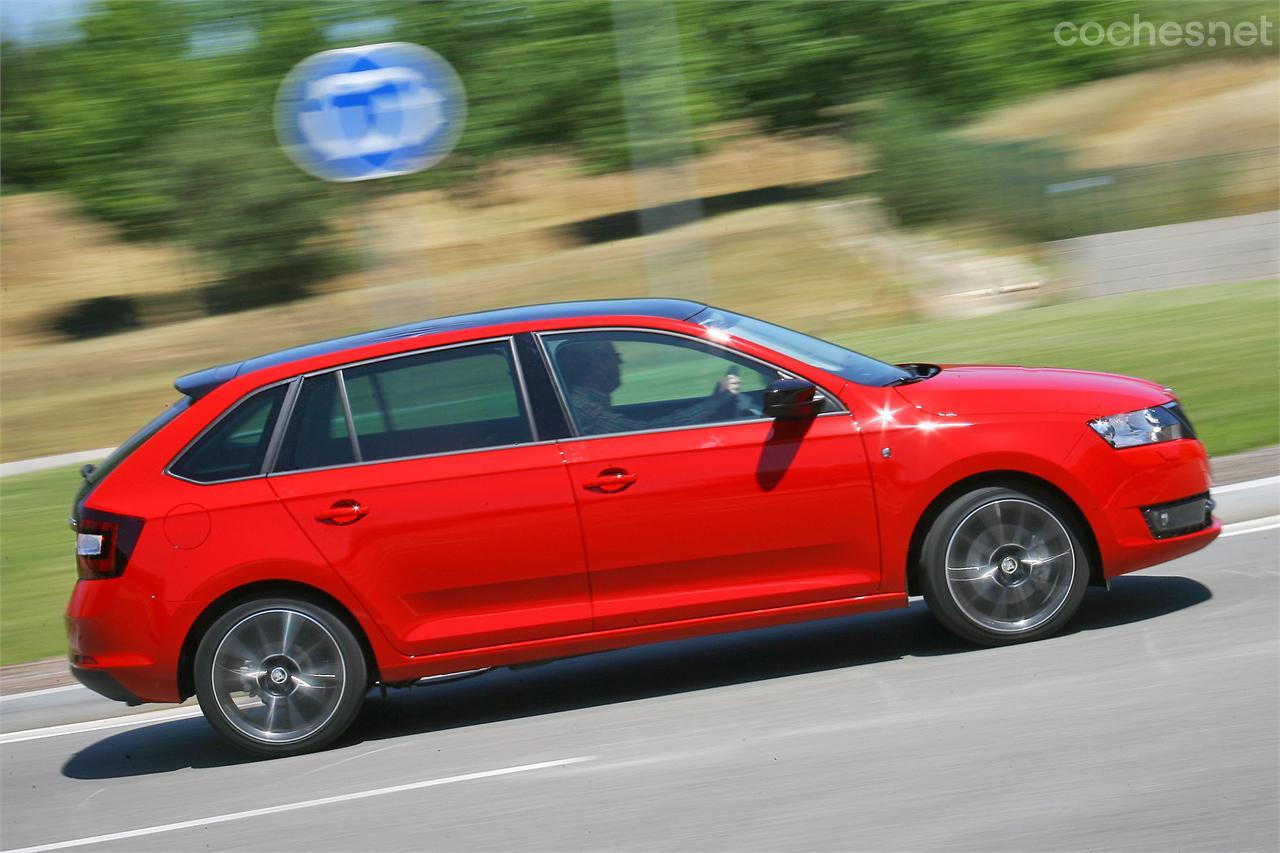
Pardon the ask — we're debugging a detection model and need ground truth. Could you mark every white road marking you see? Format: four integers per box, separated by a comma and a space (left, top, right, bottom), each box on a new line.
3, 757, 595, 853
1, 514, 1273, 742
1219, 515, 1280, 538
0, 684, 83, 702
0, 706, 203, 745
1212, 475, 1280, 495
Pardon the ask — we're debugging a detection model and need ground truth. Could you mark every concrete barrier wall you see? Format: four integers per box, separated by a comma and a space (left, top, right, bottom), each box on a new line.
1050, 210, 1280, 297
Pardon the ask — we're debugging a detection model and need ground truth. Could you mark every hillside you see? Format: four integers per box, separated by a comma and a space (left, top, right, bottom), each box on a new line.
2, 61, 1276, 461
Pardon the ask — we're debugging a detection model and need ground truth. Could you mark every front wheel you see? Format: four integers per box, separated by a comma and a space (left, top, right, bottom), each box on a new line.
920, 486, 1090, 646
194, 597, 367, 757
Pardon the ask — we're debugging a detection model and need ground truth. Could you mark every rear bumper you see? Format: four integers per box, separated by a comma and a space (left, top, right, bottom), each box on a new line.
65, 578, 197, 704
69, 662, 144, 705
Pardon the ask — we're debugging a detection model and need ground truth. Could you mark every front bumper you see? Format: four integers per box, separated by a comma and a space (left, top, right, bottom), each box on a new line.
1142, 493, 1215, 539
1070, 436, 1220, 578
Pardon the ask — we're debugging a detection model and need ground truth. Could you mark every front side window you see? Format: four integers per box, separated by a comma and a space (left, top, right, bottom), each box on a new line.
276, 340, 533, 471
542, 330, 783, 438
170, 385, 288, 482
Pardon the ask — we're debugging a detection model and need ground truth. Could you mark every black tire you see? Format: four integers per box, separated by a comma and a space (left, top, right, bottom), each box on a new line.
920, 486, 1090, 646
194, 596, 367, 757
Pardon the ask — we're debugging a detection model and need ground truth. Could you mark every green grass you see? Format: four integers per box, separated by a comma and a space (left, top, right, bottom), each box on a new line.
1, 281, 1275, 665
845, 281, 1278, 457
0, 465, 80, 665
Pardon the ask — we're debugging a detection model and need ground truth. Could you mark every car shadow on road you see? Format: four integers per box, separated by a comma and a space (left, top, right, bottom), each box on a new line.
62, 573, 1210, 780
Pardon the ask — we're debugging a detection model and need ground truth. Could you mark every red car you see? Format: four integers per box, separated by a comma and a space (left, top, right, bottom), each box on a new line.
67, 299, 1218, 755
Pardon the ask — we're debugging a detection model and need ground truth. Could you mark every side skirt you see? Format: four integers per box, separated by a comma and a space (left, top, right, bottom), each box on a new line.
375, 592, 908, 683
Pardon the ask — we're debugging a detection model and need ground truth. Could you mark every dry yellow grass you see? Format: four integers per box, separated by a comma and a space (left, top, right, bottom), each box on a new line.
0, 194, 209, 347
0, 201, 901, 460
1, 130, 859, 346
966, 58, 1280, 167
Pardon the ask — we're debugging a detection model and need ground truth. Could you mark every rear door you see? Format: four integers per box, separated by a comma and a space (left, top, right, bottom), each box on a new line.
540, 328, 880, 631
268, 338, 592, 657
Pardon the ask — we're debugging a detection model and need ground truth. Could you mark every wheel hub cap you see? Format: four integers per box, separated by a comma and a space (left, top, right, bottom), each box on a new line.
211, 609, 347, 745
943, 498, 1077, 634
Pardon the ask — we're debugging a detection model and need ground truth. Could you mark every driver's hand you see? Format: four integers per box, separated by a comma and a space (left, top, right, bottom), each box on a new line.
716, 373, 742, 396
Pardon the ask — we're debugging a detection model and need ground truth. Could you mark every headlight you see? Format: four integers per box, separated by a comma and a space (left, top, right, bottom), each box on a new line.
1089, 404, 1187, 448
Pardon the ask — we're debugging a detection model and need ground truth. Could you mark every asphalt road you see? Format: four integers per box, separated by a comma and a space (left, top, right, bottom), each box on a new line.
1, 529, 1276, 852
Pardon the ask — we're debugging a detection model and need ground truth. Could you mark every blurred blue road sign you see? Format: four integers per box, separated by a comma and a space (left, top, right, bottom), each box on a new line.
276, 42, 465, 182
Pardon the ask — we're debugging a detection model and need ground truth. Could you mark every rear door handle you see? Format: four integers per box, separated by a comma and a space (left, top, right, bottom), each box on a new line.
583, 468, 638, 493
315, 500, 369, 525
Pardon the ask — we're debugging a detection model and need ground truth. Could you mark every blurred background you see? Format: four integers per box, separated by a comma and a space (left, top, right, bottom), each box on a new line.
0, 1, 1276, 661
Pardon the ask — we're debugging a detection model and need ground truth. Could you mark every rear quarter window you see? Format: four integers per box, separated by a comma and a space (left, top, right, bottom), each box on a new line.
169, 385, 289, 483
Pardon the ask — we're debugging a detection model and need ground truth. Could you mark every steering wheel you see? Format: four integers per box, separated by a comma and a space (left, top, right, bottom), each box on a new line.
734, 389, 763, 418
724, 368, 763, 418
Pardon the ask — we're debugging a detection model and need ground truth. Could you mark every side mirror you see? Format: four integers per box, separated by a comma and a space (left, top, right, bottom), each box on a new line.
763, 378, 822, 419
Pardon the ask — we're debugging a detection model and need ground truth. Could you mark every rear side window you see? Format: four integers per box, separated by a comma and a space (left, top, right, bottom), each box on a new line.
170, 385, 288, 483
275, 373, 355, 473
274, 340, 533, 473
342, 341, 532, 462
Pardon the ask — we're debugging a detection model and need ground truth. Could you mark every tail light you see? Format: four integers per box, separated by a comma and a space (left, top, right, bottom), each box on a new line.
75, 510, 143, 580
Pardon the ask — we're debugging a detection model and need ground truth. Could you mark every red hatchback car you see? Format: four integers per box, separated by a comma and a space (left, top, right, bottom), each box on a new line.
68, 299, 1218, 755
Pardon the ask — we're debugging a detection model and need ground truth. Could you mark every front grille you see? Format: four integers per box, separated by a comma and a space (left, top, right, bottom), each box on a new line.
1142, 492, 1213, 539
1163, 401, 1197, 440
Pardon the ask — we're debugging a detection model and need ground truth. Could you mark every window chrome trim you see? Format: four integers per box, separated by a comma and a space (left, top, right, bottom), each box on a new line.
532, 331, 582, 437
333, 369, 364, 464
294, 334, 518, 380
165, 378, 297, 486
164, 327, 850, 484
259, 378, 301, 475
533, 325, 849, 441
506, 336, 542, 442
265, 437, 562, 479
167, 335, 538, 485
271, 334, 539, 475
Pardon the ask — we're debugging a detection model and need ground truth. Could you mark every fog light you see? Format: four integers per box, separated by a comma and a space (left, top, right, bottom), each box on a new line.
1142, 493, 1212, 539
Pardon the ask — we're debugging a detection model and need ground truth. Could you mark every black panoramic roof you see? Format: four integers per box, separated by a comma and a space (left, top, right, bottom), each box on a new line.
175, 298, 706, 399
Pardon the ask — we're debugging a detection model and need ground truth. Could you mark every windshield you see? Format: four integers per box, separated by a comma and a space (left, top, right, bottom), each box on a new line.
692, 307, 911, 387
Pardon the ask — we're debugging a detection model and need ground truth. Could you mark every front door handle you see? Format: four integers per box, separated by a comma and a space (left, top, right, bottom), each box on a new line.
315, 500, 369, 525
583, 468, 638, 493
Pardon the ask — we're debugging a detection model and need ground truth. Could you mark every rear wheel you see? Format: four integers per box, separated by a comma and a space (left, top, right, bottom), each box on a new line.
920, 486, 1090, 646
194, 597, 367, 757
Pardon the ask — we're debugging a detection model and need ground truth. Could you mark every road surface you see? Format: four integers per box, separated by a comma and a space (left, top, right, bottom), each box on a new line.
1, 529, 1276, 852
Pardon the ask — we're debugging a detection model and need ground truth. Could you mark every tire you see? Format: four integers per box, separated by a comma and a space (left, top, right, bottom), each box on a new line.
194, 596, 367, 757
919, 486, 1090, 646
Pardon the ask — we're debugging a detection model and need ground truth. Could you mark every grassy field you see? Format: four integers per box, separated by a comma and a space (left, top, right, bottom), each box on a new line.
849, 281, 1279, 458
2, 280, 1274, 665
965, 58, 1279, 168
1, 464, 80, 665
5, 58, 1277, 462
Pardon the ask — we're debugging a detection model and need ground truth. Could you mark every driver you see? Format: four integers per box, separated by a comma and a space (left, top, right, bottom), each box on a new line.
556, 340, 741, 436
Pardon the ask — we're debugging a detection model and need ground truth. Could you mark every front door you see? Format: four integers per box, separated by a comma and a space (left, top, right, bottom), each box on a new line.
268, 340, 591, 656
541, 329, 880, 631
